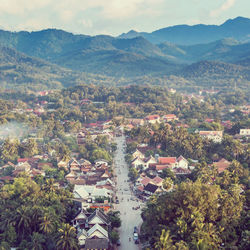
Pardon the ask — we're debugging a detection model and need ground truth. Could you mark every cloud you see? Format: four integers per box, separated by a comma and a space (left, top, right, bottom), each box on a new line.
210, 0, 236, 17
79, 19, 93, 29
0, 0, 51, 15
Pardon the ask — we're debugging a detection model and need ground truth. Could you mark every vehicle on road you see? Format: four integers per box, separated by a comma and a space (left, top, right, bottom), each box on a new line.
133, 232, 138, 240
134, 226, 138, 233
117, 239, 121, 246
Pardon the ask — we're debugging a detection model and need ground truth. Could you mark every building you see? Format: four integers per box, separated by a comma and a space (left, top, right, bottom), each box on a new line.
199, 131, 223, 143
240, 129, 250, 136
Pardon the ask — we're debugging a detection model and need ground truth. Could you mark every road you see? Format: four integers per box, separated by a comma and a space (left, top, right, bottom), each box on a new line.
114, 134, 143, 250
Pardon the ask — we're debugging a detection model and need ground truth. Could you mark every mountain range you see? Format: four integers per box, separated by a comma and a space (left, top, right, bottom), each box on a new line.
0, 16, 250, 90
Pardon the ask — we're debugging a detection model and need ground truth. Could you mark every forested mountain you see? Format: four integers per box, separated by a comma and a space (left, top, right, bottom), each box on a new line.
119, 16, 250, 45
0, 16, 249, 90
0, 46, 118, 90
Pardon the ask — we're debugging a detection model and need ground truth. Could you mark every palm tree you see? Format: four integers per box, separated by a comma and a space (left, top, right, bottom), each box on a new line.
28, 232, 45, 250
56, 223, 79, 250
154, 229, 175, 250
39, 214, 55, 234
14, 206, 31, 239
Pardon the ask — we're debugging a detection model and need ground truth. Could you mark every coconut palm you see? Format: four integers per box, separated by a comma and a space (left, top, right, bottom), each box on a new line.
28, 232, 45, 250
154, 229, 175, 250
39, 214, 55, 234
56, 223, 79, 250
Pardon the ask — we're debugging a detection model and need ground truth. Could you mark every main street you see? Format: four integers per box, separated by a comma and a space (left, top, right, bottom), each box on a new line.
114, 133, 143, 250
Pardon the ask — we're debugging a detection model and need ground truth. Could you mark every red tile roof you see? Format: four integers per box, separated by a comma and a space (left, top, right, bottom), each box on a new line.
145, 115, 160, 120
156, 165, 170, 171
141, 177, 151, 186
163, 114, 177, 119
158, 157, 176, 164
212, 158, 231, 173
152, 176, 163, 184
17, 158, 29, 163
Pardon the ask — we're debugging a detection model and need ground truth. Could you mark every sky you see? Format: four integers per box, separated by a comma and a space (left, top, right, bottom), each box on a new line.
0, 0, 249, 36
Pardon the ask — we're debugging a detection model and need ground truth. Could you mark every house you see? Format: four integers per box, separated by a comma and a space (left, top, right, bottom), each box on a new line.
199, 131, 223, 143
212, 158, 231, 173
72, 209, 89, 228
95, 160, 109, 167
144, 114, 160, 124
152, 176, 163, 187
132, 149, 145, 160
74, 209, 110, 249
65, 171, 77, 182
158, 157, 176, 167
155, 164, 170, 171
85, 238, 109, 250
131, 157, 146, 169
87, 224, 109, 239
240, 129, 250, 136
96, 179, 113, 190
176, 156, 188, 169
162, 114, 178, 122
77, 229, 88, 246
143, 155, 157, 170
127, 118, 144, 127
68, 159, 81, 172
87, 209, 110, 230
73, 185, 113, 201
144, 183, 159, 196
57, 160, 69, 170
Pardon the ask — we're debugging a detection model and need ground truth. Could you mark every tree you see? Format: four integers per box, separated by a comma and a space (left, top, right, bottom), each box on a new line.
141, 181, 244, 248
56, 223, 79, 250
128, 167, 139, 182
0, 138, 19, 162
154, 229, 175, 250
108, 211, 121, 228
110, 230, 120, 244
39, 214, 55, 234
162, 177, 173, 191
28, 232, 45, 250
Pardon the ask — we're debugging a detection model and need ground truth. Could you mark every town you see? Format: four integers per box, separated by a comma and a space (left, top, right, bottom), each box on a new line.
0, 84, 249, 249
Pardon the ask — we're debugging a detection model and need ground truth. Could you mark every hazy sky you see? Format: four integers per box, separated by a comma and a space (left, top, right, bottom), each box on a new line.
0, 0, 249, 36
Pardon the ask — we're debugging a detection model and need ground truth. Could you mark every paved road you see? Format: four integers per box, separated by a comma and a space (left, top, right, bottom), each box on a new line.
114, 134, 142, 250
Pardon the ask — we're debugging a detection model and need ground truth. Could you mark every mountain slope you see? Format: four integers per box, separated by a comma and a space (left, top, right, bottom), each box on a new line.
120, 16, 250, 45
157, 39, 250, 64
0, 46, 117, 90
180, 60, 250, 80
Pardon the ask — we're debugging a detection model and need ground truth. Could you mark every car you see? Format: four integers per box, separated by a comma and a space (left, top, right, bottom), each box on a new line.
117, 239, 121, 246
134, 226, 138, 233
133, 232, 138, 240
116, 200, 119, 204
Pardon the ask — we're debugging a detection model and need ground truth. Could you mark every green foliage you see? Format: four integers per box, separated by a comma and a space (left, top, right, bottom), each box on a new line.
141, 181, 244, 249
0, 176, 78, 249
128, 167, 139, 182
108, 211, 121, 229
109, 230, 120, 244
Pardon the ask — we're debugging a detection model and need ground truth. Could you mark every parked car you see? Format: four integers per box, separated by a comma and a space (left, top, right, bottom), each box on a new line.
117, 239, 121, 246
134, 226, 138, 233
133, 232, 138, 240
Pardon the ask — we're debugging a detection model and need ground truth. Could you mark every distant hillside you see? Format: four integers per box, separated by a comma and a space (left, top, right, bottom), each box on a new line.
0, 17, 250, 91
120, 17, 250, 45
0, 28, 89, 61
181, 61, 250, 79
157, 39, 250, 64
0, 46, 117, 90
